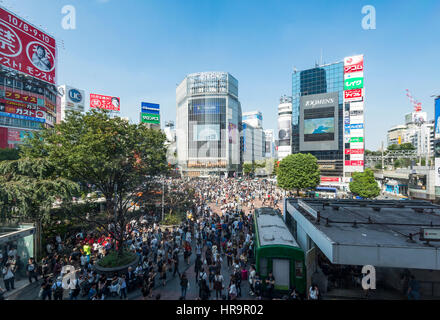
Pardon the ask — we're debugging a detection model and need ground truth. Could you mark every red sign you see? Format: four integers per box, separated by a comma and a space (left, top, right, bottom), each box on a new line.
90, 93, 120, 111
344, 89, 363, 101
321, 177, 340, 182
344, 62, 363, 74
0, 8, 56, 84
5, 104, 44, 118
345, 160, 364, 166
345, 149, 364, 155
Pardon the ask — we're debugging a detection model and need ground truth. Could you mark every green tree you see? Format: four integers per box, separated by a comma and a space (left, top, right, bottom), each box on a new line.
243, 162, 253, 176
400, 143, 415, 150
349, 168, 380, 199
21, 109, 168, 258
0, 148, 20, 161
393, 159, 401, 168
277, 153, 320, 196
374, 162, 382, 170
0, 158, 80, 257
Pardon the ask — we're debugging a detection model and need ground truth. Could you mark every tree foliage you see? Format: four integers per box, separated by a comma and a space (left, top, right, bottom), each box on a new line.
0, 148, 20, 161
349, 168, 380, 199
277, 153, 320, 194
20, 109, 168, 257
0, 157, 79, 224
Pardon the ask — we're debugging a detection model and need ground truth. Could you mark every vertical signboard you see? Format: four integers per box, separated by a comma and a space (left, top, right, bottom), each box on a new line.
141, 102, 160, 124
435, 98, 440, 139
343, 55, 365, 175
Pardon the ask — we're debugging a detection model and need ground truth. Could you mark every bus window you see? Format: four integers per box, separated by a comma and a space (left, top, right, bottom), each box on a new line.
295, 261, 303, 278
260, 258, 268, 276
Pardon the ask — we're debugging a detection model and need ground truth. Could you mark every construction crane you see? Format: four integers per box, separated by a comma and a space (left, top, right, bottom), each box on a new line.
405, 89, 422, 112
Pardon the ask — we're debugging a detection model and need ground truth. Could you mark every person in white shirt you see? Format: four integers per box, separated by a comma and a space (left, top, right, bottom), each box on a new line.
309, 284, 319, 300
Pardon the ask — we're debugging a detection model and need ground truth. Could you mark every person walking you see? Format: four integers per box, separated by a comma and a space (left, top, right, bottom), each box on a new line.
309, 284, 319, 300
2, 263, 15, 291
179, 273, 189, 300
52, 276, 64, 300
213, 271, 224, 300
26, 258, 39, 284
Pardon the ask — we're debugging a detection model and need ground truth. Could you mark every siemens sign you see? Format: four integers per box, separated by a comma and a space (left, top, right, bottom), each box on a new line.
69, 89, 83, 103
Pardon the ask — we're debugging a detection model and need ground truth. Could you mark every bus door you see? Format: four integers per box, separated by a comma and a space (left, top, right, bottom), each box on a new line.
272, 258, 290, 291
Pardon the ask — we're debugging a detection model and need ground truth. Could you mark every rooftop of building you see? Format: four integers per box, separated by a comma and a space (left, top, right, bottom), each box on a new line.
288, 198, 440, 249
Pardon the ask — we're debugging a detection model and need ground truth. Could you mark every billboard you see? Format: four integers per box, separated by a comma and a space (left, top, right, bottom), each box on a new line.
0, 7, 56, 84
193, 124, 220, 141
141, 102, 160, 114
228, 123, 238, 144
344, 77, 364, 90
90, 94, 120, 111
344, 55, 364, 74
141, 113, 160, 124
300, 92, 339, 151
436, 98, 440, 138
344, 89, 363, 102
59, 85, 85, 120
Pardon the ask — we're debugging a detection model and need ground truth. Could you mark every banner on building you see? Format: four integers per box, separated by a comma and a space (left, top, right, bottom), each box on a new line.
90, 94, 120, 111
0, 7, 56, 84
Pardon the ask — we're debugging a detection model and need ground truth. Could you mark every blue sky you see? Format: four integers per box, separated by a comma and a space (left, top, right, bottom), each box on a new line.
3, 0, 440, 150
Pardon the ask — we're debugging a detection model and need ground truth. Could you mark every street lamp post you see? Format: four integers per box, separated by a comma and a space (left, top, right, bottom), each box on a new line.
161, 176, 165, 222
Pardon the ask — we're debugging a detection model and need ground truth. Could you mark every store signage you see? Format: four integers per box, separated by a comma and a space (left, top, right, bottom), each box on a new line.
344, 89, 363, 102
350, 137, 363, 143
141, 113, 160, 124
345, 149, 364, 155
344, 77, 364, 90
345, 160, 364, 166
321, 177, 340, 182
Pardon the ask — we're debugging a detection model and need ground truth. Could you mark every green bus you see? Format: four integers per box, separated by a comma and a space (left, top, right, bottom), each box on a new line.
253, 207, 306, 295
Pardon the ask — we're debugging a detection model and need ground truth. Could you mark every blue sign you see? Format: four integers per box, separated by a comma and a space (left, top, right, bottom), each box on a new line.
192, 104, 220, 114
435, 98, 440, 135
0, 112, 45, 123
69, 89, 82, 103
350, 123, 363, 129
141, 102, 160, 114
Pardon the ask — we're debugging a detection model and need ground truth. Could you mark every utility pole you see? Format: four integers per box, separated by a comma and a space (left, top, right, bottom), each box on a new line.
161, 176, 165, 222
381, 141, 384, 173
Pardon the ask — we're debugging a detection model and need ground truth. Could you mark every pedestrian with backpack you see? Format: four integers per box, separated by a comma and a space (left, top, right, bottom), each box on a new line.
52, 276, 64, 300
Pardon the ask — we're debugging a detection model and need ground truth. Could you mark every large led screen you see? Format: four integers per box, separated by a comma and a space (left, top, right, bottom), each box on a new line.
304, 117, 335, 141
193, 124, 220, 141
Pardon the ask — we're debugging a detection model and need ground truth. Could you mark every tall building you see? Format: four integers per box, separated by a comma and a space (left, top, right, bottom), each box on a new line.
242, 110, 265, 163
58, 85, 85, 122
176, 72, 242, 177
242, 111, 263, 129
0, 7, 58, 149
387, 111, 434, 157
292, 55, 365, 188
277, 95, 293, 160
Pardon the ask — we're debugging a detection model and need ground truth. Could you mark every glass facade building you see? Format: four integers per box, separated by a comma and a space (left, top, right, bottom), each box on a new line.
292, 62, 344, 177
176, 72, 242, 177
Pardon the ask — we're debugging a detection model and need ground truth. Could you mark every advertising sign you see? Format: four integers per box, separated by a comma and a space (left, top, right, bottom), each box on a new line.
350, 137, 363, 143
191, 103, 220, 114
141, 102, 160, 114
0, 110, 45, 122
228, 123, 238, 144
345, 160, 364, 166
193, 124, 220, 141
0, 7, 56, 84
141, 113, 160, 124
344, 89, 363, 102
321, 177, 339, 182
344, 55, 364, 74
349, 154, 364, 161
4, 104, 44, 118
345, 149, 364, 155
435, 98, 440, 138
350, 142, 364, 150
350, 116, 364, 124
90, 94, 120, 111
5, 90, 38, 104
344, 77, 364, 90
